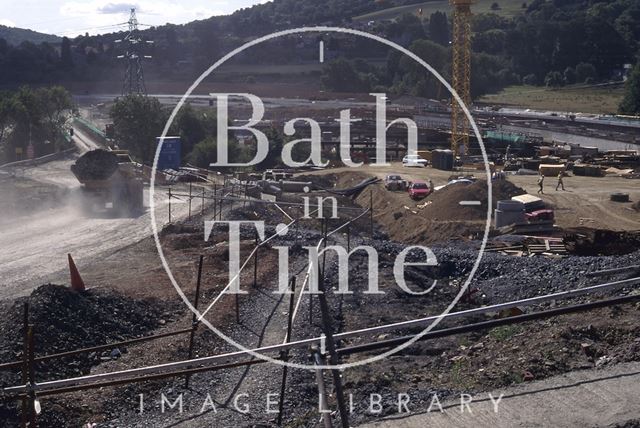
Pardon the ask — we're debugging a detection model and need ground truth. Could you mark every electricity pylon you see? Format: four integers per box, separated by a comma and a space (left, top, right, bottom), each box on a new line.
116, 8, 153, 95
450, 0, 473, 157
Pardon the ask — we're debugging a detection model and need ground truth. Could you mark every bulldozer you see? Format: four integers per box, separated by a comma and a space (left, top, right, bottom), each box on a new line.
71, 149, 144, 215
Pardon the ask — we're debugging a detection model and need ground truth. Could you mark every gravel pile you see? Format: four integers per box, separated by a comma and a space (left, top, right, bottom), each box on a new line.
0, 284, 172, 425
371, 240, 640, 302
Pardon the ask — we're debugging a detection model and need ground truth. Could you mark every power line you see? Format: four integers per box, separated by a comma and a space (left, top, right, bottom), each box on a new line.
116, 8, 152, 95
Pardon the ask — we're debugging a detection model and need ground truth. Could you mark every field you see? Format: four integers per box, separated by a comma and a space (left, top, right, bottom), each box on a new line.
354, 0, 527, 21
478, 83, 626, 114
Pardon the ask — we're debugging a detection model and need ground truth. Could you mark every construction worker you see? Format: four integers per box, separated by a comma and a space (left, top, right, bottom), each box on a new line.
556, 171, 565, 191
428, 179, 434, 194
537, 174, 545, 194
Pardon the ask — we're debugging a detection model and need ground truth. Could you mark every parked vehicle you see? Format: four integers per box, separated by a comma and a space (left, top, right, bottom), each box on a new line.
402, 154, 428, 168
384, 174, 407, 191
407, 180, 431, 200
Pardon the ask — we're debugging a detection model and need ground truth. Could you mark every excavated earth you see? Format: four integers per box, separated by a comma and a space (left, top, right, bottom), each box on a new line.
1, 175, 639, 427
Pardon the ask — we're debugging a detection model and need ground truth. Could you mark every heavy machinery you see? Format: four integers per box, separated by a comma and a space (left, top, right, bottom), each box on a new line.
71, 149, 144, 215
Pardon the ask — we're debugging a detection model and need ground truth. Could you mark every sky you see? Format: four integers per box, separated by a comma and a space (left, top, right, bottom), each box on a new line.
0, 0, 269, 37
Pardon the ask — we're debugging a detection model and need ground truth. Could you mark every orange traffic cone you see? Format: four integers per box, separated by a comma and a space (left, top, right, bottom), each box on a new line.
68, 253, 86, 292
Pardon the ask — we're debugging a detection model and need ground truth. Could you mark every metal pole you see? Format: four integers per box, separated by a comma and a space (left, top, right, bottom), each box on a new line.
243, 181, 248, 208
20, 304, 29, 428
201, 187, 205, 215
235, 293, 240, 323
27, 325, 37, 428
253, 230, 259, 288
185, 255, 204, 389
277, 277, 297, 426
213, 183, 217, 219
321, 219, 328, 280
369, 189, 373, 238
309, 284, 313, 325
188, 181, 192, 219
315, 229, 350, 428
168, 186, 172, 224
313, 350, 334, 428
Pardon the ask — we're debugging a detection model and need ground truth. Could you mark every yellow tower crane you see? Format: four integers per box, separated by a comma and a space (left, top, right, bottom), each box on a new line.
450, 0, 474, 157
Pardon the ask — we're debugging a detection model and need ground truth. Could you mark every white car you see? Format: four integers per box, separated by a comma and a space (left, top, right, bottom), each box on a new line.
402, 154, 428, 168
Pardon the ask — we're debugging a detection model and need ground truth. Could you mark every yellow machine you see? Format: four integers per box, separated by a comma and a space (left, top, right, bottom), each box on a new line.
71, 149, 144, 214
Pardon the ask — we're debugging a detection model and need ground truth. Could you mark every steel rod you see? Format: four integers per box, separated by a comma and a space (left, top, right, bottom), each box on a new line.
337, 293, 640, 356
277, 277, 297, 426
315, 218, 349, 428
314, 350, 334, 428
20, 304, 29, 428
0, 328, 195, 371
4, 277, 638, 395
185, 255, 204, 389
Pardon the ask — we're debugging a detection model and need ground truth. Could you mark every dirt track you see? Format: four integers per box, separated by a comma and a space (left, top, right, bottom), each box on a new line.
0, 159, 202, 299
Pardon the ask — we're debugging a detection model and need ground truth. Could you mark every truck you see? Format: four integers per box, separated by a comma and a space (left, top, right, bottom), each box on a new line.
71, 149, 144, 215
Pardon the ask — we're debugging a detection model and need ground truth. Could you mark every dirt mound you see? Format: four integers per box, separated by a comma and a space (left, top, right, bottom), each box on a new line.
344, 174, 525, 244
295, 173, 337, 190
422, 179, 526, 221
328, 172, 526, 244
0, 284, 170, 382
0, 284, 173, 425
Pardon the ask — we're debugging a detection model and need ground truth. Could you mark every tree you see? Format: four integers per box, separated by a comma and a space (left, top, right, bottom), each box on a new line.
576, 62, 597, 83
563, 66, 576, 84
187, 137, 217, 168
428, 12, 449, 45
60, 37, 73, 69
38, 86, 74, 150
262, 126, 284, 169
320, 58, 372, 92
544, 71, 564, 87
110, 95, 168, 164
172, 103, 214, 162
522, 74, 537, 85
619, 62, 640, 114
473, 29, 507, 55
0, 86, 74, 162
396, 39, 449, 98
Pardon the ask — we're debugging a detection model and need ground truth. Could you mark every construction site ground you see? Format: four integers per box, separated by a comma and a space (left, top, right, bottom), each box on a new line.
1, 159, 640, 427
300, 164, 640, 243
362, 360, 640, 428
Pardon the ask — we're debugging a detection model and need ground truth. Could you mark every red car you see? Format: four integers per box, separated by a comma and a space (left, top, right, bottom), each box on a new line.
408, 180, 431, 200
